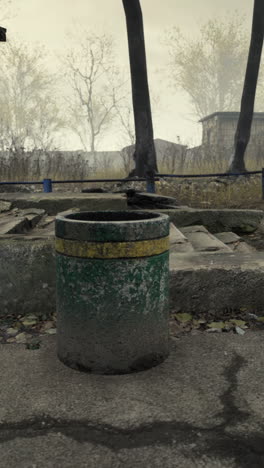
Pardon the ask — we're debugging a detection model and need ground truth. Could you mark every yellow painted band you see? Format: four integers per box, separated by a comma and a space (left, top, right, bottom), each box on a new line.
55, 236, 169, 259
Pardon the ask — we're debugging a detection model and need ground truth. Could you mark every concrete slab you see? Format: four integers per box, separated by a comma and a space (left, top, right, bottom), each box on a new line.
161, 208, 264, 234
127, 191, 178, 208
20, 208, 46, 216
19, 208, 46, 228
24, 213, 43, 228
170, 223, 194, 253
0, 192, 127, 215
180, 225, 208, 233
180, 225, 231, 252
170, 223, 188, 243
214, 232, 256, 253
170, 251, 264, 315
214, 232, 241, 244
234, 242, 256, 253
0, 200, 12, 212
0, 217, 30, 234
1, 332, 264, 467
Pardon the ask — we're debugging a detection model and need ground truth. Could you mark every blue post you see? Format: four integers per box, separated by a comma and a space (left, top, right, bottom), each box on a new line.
146, 179, 156, 193
262, 169, 264, 200
43, 178, 52, 193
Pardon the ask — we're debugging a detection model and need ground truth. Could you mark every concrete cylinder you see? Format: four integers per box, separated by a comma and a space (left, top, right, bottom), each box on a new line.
55, 210, 170, 374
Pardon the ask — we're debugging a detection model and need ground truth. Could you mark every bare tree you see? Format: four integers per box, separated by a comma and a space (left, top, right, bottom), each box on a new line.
122, 0, 158, 186
116, 90, 160, 175
165, 14, 264, 120
0, 41, 65, 153
0, 0, 18, 40
115, 97, 137, 174
115, 90, 160, 144
115, 99, 135, 147
63, 32, 125, 156
0, 26, 6, 41
228, 0, 264, 173
29, 96, 66, 152
0, 0, 10, 41
0, 0, 13, 21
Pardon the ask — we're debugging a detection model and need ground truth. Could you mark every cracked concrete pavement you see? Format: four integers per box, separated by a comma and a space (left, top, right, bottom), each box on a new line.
1, 332, 264, 467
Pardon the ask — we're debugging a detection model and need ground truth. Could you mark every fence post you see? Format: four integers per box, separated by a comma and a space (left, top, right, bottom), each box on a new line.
43, 178, 52, 193
262, 169, 264, 200
146, 179, 156, 193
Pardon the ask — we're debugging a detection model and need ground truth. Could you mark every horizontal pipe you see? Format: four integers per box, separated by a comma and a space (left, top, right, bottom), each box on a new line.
0, 181, 43, 185
0, 170, 261, 186
52, 178, 155, 183
158, 171, 261, 178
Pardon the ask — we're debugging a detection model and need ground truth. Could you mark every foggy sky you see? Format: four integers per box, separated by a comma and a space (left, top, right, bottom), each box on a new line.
3, 0, 254, 150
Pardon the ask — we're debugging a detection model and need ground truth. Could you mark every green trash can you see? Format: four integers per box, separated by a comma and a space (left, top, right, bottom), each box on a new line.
55, 210, 170, 374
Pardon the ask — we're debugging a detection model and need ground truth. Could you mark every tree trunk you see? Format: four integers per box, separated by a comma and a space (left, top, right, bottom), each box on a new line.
228, 0, 264, 173
122, 0, 158, 180
0, 27, 6, 42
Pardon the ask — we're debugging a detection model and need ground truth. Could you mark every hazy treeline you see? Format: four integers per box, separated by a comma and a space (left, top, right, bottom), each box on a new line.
0, 7, 263, 178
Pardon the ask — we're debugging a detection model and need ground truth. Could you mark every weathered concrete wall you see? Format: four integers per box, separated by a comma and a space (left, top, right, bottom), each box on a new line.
1, 206, 263, 319
0, 236, 56, 318
0, 192, 127, 215
2, 236, 264, 320
170, 251, 264, 316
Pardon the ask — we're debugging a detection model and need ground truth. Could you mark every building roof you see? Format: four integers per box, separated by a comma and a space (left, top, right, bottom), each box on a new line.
199, 111, 264, 123
122, 138, 187, 153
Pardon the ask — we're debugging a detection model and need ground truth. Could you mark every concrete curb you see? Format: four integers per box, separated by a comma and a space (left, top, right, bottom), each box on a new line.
1, 236, 264, 319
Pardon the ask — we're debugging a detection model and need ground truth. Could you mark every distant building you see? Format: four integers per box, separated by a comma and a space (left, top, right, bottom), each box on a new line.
200, 111, 264, 149
196, 111, 264, 167
121, 138, 187, 173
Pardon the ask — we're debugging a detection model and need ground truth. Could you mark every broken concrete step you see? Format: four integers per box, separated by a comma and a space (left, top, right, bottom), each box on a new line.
169, 223, 194, 253
0, 217, 30, 234
234, 242, 256, 253
214, 232, 256, 253
18, 209, 45, 229
24, 213, 43, 229
36, 208, 80, 233
37, 216, 55, 229
180, 225, 208, 234
0, 200, 12, 213
20, 208, 46, 216
0, 208, 46, 230
180, 225, 232, 252
127, 191, 178, 208
214, 231, 241, 245
170, 223, 188, 244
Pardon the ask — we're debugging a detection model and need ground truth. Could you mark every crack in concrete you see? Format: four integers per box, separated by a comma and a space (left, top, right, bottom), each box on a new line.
1, 353, 264, 467
216, 353, 251, 427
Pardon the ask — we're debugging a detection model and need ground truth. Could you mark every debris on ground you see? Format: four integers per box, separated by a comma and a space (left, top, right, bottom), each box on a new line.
169, 308, 264, 338
0, 312, 57, 348
1, 307, 264, 348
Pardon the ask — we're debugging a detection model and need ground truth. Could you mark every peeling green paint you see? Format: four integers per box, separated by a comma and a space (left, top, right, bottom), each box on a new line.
56, 211, 170, 374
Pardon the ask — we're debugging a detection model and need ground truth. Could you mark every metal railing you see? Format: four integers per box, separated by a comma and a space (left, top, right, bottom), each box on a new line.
0, 169, 263, 196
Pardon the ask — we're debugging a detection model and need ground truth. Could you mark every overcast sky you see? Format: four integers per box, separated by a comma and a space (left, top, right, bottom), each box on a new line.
3, 0, 254, 150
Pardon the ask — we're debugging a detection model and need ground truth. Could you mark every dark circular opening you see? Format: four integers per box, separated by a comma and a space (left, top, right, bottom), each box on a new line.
64, 211, 162, 222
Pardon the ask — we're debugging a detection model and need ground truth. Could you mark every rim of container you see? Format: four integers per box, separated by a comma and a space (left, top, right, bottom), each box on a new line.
56, 210, 169, 225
